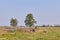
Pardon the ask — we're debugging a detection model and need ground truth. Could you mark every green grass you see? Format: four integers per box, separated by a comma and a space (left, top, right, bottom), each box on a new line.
0, 27, 60, 40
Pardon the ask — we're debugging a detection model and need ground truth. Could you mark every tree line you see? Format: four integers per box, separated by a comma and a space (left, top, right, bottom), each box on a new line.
10, 13, 36, 27
41, 24, 60, 27
10, 13, 60, 27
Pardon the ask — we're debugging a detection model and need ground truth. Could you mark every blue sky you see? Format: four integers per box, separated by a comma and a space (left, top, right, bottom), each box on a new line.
0, 0, 60, 26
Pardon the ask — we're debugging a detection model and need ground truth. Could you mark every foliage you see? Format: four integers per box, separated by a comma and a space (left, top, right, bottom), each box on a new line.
24, 13, 36, 27
10, 18, 18, 27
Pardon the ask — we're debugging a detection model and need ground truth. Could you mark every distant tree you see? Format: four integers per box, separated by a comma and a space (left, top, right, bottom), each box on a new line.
10, 18, 18, 27
42, 24, 46, 27
46, 24, 49, 27
50, 25, 53, 27
54, 24, 60, 27
24, 13, 36, 27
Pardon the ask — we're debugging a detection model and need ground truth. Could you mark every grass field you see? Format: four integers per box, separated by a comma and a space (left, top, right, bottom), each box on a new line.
0, 27, 60, 40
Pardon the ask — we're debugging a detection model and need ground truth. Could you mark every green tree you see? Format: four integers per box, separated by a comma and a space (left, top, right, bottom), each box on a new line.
24, 13, 36, 27
10, 18, 18, 27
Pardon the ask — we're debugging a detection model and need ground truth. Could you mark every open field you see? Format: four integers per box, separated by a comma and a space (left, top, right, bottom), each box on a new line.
0, 27, 60, 40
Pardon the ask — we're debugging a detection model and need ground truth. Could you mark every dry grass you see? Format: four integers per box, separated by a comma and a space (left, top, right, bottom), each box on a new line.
0, 27, 60, 40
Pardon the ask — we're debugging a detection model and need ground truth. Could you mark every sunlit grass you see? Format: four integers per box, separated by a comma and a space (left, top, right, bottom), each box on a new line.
0, 27, 60, 40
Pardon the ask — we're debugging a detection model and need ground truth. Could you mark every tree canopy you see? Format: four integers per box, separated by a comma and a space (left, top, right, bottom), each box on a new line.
10, 18, 18, 27
24, 13, 36, 27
